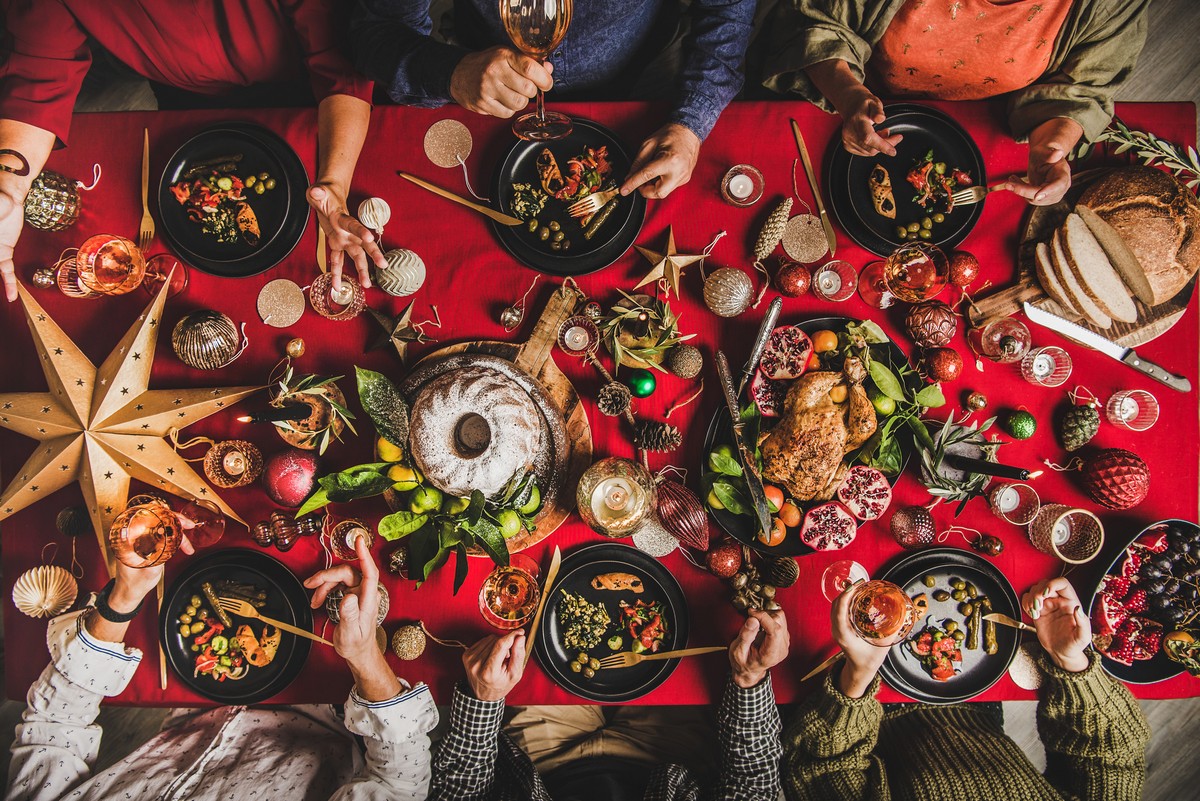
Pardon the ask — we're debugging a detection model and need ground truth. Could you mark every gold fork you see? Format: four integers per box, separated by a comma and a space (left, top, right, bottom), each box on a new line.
216, 596, 333, 646
566, 188, 619, 219
138, 128, 155, 250
949, 185, 994, 207
596, 645, 725, 670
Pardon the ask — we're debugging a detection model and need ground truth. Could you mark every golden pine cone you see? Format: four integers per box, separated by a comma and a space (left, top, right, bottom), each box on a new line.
754, 198, 793, 262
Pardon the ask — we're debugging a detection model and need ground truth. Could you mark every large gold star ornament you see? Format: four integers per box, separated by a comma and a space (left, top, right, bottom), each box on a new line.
0, 279, 260, 573
633, 226, 704, 300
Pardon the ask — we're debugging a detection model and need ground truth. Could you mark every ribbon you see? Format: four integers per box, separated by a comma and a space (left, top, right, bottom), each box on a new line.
665, 378, 704, 419
168, 428, 215, 462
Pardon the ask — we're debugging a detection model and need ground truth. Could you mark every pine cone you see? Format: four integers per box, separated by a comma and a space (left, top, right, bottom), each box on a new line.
1059, 404, 1100, 452
664, 344, 703, 379
905, 300, 957, 348
753, 198, 793, 262
634, 420, 682, 452
597, 381, 632, 417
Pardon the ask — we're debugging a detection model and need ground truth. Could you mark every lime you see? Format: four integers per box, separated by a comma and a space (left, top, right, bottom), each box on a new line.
706, 489, 725, 510
1003, 410, 1037, 440
518, 485, 542, 515
497, 509, 522, 539
387, 464, 421, 492
442, 495, 471, 515
409, 486, 443, 514
708, 444, 736, 472
869, 391, 896, 416
376, 436, 404, 463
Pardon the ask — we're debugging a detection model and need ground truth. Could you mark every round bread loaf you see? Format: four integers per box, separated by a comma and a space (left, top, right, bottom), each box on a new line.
408, 367, 544, 499
1078, 166, 1200, 306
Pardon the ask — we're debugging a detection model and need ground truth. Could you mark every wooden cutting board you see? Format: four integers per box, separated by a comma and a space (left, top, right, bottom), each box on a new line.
390, 284, 593, 555
966, 169, 1196, 347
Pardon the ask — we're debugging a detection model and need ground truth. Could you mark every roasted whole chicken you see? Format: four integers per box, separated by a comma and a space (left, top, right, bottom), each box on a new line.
761, 357, 877, 501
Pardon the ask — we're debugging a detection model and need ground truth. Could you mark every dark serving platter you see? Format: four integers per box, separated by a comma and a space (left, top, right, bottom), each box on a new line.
824, 103, 986, 256
534, 542, 687, 702
157, 122, 309, 277
490, 118, 646, 276
878, 547, 1021, 704
160, 548, 313, 704
1088, 519, 1198, 684
702, 317, 911, 556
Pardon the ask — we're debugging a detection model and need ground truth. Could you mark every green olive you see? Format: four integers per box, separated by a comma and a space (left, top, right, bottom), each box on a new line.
582, 667, 596, 679
907, 231, 920, 241
259, 172, 270, 181
932, 212, 945, 223
588, 658, 600, 670
576, 652, 589, 664
918, 228, 932, 240
896, 226, 909, 239
179, 624, 191, 637
959, 602, 975, 616
179, 614, 193, 626
923, 575, 937, 588
553, 231, 565, 243
951, 589, 966, 602
190, 621, 206, 634
561, 240, 571, 251
921, 217, 933, 230
185, 605, 197, 616
944, 620, 959, 633
933, 590, 950, 602
966, 584, 978, 599
907, 222, 921, 233
254, 182, 266, 195
245, 175, 256, 187
570, 661, 583, 673
190, 643, 201, 652
539, 227, 550, 241
190, 595, 203, 607
952, 630, 965, 642
197, 609, 209, 620
265, 178, 277, 190
550, 241, 562, 251
951, 579, 967, 591
549, 220, 561, 232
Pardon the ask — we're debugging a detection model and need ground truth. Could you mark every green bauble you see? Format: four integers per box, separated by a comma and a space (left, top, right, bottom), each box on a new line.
626, 368, 657, 398
1002, 409, 1037, 440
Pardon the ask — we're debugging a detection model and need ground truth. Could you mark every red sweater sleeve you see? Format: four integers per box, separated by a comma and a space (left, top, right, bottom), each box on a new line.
0, 0, 92, 145
279, 0, 373, 104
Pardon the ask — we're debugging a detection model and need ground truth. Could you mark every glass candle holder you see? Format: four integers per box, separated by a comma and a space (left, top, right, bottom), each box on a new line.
1105, 389, 1159, 431
719, 164, 764, 207
1028, 504, 1104, 564
883, 242, 948, 302
987, 482, 1041, 525
331, 519, 375, 561
848, 580, 916, 645
141, 254, 190, 298
308, 272, 365, 321
479, 553, 541, 631
76, 234, 145, 296
202, 439, 264, 489
108, 501, 181, 569
1020, 346, 1072, 387
811, 260, 858, 302
576, 457, 656, 537
50, 250, 100, 299
557, 315, 600, 357
968, 318, 1032, 364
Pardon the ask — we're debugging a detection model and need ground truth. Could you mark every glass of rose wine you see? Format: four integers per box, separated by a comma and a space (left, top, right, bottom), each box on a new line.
108, 498, 182, 569
499, 0, 573, 140
848, 580, 916, 645
479, 554, 541, 630
821, 559, 870, 602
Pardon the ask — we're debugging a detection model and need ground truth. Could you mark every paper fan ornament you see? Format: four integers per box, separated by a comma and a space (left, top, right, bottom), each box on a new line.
12, 564, 78, 619
0, 276, 261, 573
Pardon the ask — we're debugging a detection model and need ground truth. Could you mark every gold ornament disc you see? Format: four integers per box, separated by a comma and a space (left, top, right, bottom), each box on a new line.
257, 279, 306, 328
424, 120, 473, 168
781, 214, 829, 263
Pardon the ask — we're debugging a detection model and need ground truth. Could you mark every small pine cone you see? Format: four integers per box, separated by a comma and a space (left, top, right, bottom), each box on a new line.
754, 197, 793, 262
1059, 404, 1100, 452
763, 557, 799, 589
597, 381, 632, 417
664, 344, 703, 379
634, 420, 683, 452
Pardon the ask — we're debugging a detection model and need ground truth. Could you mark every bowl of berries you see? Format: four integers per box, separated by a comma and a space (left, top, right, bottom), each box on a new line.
1088, 519, 1200, 683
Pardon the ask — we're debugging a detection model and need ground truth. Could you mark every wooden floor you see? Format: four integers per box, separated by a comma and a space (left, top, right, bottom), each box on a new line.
2, 1, 1200, 794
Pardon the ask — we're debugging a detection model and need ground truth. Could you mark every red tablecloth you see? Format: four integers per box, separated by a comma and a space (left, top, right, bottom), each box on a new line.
2, 100, 1197, 707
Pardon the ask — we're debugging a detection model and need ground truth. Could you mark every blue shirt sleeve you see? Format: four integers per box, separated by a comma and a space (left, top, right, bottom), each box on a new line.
671, 0, 756, 140
350, 0, 469, 106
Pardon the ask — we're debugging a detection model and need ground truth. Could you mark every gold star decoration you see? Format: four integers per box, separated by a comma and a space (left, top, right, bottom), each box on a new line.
0, 279, 261, 574
633, 226, 704, 300
366, 302, 431, 365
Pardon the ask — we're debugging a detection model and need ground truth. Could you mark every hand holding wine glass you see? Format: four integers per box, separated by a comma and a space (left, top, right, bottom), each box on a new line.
450, 46, 554, 119
499, 0, 573, 140
831, 581, 908, 698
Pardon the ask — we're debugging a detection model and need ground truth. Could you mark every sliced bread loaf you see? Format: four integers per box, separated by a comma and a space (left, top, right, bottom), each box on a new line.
1035, 240, 1080, 315
1075, 205, 1154, 304
1051, 228, 1112, 329
1061, 213, 1138, 324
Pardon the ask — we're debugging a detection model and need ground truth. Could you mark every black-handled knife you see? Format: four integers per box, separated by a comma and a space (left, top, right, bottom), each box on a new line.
1024, 303, 1191, 393
739, 296, 782, 396
716, 351, 772, 536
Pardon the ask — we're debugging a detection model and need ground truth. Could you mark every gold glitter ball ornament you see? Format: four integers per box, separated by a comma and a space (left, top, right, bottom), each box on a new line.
424, 119, 474, 168
781, 214, 829, 263
703, 267, 754, 317
373, 248, 426, 297
286, 337, 306, 358
357, 197, 391, 236
391, 624, 427, 660
23, 170, 81, 231
257, 278, 306, 328
12, 565, 78, 619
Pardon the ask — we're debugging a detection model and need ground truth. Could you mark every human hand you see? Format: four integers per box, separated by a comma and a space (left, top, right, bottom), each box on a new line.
304, 536, 382, 669
619, 123, 701, 199
463, 629, 526, 702
0, 188, 25, 302
839, 91, 902, 158
1004, 118, 1083, 206
306, 183, 386, 291
109, 535, 194, 613
1022, 577, 1091, 673
450, 46, 553, 119
830, 583, 894, 697
729, 608, 790, 688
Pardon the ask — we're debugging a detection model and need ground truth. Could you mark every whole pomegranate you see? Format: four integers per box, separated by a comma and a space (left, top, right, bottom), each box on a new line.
798, 502, 857, 551
948, 250, 980, 287
263, 448, 321, 507
890, 505, 935, 549
705, 540, 743, 578
775, 261, 812, 297
922, 347, 963, 382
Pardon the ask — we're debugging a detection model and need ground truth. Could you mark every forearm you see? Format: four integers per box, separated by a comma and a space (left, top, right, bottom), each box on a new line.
350, 0, 467, 105
348, 650, 403, 703
837, 661, 880, 699
804, 59, 869, 118
0, 119, 55, 202
716, 674, 782, 800
430, 686, 504, 801
1028, 118, 1085, 157
337, 682, 439, 800
672, 0, 755, 140
315, 95, 370, 196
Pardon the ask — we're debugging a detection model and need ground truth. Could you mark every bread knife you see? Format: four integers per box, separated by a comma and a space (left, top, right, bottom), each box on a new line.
717, 351, 771, 537
739, 296, 783, 396
1023, 303, 1191, 393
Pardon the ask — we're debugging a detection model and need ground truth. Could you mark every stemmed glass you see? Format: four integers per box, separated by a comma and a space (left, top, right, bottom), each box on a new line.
479, 554, 542, 630
858, 242, 949, 308
847, 580, 917, 645
109, 495, 224, 568
500, 0, 573, 140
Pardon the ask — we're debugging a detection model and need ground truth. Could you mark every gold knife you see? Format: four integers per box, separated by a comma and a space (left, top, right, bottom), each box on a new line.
157, 575, 167, 690
524, 545, 561, 667
316, 225, 327, 273
397, 171, 523, 226
790, 119, 837, 257
983, 612, 1037, 633
801, 650, 845, 682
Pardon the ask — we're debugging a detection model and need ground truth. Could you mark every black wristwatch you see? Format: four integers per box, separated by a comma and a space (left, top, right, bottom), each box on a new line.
91, 579, 144, 623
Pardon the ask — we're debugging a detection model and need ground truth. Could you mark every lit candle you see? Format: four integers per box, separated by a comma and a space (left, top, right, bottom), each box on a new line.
591, 477, 641, 525
221, 449, 247, 477
818, 270, 842, 296
330, 282, 355, 306
727, 173, 754, 200
1118, 395, 1139, 421
344, 525, 369, 548
1031, 353, 1055, 378
1052, 520, 1071, 546
563, 325, 590, 352
236, 403, 310, 424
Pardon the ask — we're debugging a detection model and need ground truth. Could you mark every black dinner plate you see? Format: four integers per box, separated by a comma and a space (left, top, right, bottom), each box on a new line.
160, 548, 313, 704
824, 103, 986, 257
534, 542, 688, 702
490, 119, 647, 276
702, 317, 911, 556
878, 548, 1021, 704
157, 122, 310, 278
1087, 519, 1197, 684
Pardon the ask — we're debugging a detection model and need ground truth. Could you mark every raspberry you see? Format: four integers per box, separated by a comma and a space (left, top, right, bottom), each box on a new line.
1125, 589, 1149, 614
1103, 576, 1132, 600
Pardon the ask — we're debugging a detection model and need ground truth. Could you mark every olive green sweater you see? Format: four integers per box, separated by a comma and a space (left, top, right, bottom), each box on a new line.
783, 652, 1149, 801
761, 0, 1150, 142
